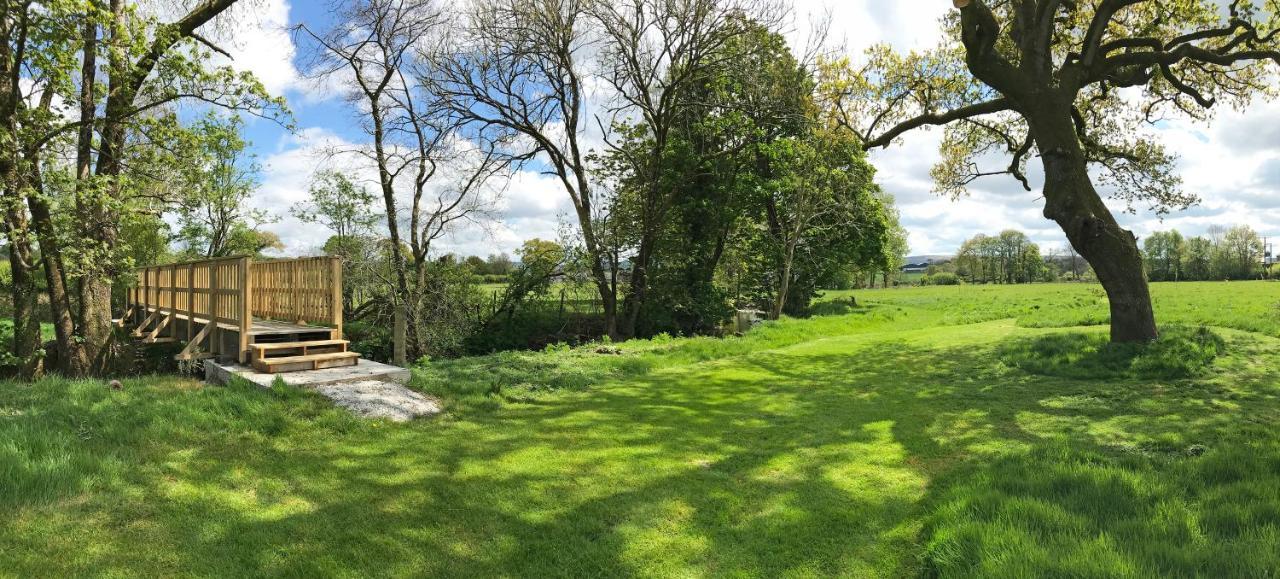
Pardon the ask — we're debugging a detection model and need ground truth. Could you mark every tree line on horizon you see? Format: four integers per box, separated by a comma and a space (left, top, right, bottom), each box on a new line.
1143, 225, 1270, 282
909, 223, 1272, 287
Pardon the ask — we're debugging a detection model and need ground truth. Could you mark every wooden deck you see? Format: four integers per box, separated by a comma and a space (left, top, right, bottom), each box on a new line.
124, 256, 343, 364
136, 305, 330, 335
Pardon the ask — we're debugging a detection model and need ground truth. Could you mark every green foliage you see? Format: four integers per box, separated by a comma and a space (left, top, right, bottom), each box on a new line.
292, 170, 379, 244
1145, 226, 1266, 281
343, 320, 394, 364
734, 124, 890, 317
1143, 230, 1185, 281
172, 114, 276, 259
923, 272, 962, 286
954, 230, 1048, 284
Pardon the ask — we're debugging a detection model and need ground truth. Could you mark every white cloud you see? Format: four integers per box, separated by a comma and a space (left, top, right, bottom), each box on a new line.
254, 125, 573, 258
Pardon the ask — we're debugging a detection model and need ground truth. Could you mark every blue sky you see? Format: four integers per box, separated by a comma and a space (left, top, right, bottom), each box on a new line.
218, 0, 1280, 259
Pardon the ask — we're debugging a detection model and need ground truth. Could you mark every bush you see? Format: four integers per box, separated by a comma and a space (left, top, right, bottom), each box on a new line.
923, 272, 961, 286
345, 320, 393, 363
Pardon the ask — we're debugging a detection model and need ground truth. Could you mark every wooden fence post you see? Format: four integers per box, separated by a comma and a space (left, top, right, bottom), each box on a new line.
186, 263, 195, 343
239, 257, 252, 364
393, 303, 407, 367
291, 259, 303, 325
209, 263, 220, 359
330, 257, 343, 338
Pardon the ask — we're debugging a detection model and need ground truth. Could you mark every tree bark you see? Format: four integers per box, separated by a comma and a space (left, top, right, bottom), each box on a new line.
26, 162, 80, 375
0, 3, 41, 379
1032, 109, 1157, 342
3, 201, 43, 380
771, 238, 798, 320
619, 234, 654, 338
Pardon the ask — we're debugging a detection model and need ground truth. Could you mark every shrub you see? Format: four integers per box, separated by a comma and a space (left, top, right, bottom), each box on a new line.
923, 272, 961, 286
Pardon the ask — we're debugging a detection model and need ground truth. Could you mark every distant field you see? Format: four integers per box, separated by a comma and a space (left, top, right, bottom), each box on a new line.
476, 282, 508, 295
4, 281, 1280, 576
821, 281, 1280, 337
0, 319, 57, 342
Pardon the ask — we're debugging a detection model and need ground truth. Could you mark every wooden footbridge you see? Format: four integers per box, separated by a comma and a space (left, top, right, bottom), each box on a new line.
119, 256, 360, 374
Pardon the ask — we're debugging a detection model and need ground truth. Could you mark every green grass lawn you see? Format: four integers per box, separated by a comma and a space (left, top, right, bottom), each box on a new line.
3, 282, 1280, 576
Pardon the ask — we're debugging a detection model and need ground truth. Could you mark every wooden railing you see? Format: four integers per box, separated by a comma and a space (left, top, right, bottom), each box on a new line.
249, 257, 342, 332
129, 256, 251, 359
127, 255, 342, 362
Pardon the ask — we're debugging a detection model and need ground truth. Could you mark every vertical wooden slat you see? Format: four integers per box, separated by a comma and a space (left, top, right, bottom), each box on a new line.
142, 267, 150, 320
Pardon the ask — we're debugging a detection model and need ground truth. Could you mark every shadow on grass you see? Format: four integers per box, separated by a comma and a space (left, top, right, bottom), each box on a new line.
999, 325, 1225, 381
3, 325, 1280, 576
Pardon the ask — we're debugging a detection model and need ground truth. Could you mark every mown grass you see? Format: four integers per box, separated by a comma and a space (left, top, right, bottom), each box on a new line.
821, 280, 1280, 336
2, 281, 1280, 576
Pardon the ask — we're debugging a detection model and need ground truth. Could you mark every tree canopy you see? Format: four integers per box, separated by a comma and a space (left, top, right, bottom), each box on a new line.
822, 0, 1280, 342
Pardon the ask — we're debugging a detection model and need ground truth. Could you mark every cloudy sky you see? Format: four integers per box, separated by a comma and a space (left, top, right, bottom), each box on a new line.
221, 0, 1280, 258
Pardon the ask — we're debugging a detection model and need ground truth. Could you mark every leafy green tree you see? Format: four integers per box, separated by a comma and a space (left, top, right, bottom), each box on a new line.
494, 239, 567, 321
736, 124, 887, 319
1215, 225, 1264, 280
485, 253, 513, 276
591, 2, 785, 338
292, 171, 379, 250
292, 170, 379, 314
825, 0, 1280, 342
879, 216, 910, 288
956, 230, 1047, 284
591, 17, 812, 335
174, 114, 274, 258
0, 0, 286, 377
1143, 230, 1185, 282
1182, 236, 1214, 281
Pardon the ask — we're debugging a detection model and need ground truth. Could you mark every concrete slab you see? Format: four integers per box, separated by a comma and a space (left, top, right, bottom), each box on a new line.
204, 358, 438, 421
205, 358, 412, 388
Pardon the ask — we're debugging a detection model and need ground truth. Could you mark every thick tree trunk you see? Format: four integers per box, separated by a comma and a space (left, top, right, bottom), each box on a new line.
4, 203, 44, 380
1033, 111, 1157, 343
27, 166, 83, 375
0, 12, 41, 379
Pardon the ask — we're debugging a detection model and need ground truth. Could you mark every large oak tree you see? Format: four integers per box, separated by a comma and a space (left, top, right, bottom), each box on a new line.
825, 0, 1279, 342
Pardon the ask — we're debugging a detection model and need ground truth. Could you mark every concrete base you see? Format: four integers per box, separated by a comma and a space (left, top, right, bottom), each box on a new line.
204, 358, 438, 421
205, 358, 411, 388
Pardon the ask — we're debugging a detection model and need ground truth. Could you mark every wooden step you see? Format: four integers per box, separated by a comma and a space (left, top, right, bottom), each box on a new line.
251, 339, 348, 355
252, 351, 360, 374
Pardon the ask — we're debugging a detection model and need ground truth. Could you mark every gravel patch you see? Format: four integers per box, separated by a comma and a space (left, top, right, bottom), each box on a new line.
312, 380, 442, 422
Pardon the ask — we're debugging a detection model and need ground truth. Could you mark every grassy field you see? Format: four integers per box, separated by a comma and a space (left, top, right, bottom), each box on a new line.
0, 318, 57, 342
3, 282, 1280, 576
